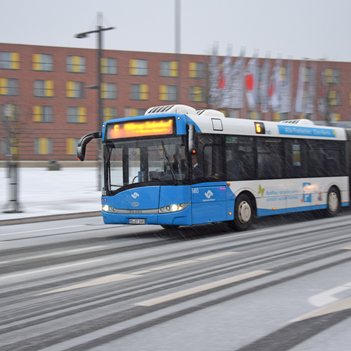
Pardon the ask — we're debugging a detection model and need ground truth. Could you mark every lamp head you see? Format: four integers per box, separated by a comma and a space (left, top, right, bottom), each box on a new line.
75, 33, 88, 39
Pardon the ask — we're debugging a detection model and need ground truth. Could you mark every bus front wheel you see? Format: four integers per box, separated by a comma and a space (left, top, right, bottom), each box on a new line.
232, 194, 253, 231
326, 186, 340, 217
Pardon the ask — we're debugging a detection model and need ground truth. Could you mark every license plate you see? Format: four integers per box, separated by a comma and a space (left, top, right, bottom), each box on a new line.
129, 218, 145, 225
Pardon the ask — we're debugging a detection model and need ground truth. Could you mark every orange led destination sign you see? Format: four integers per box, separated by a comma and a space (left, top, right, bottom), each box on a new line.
106, 118, 174, 139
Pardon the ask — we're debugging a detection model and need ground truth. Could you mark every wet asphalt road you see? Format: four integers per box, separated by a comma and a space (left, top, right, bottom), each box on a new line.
1, 211, 351, 350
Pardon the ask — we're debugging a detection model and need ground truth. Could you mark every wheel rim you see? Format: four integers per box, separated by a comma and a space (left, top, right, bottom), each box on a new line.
238, 201, 251, 224
328, 191, 338, 212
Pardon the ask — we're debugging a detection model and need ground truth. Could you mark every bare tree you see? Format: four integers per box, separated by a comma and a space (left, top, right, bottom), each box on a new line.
1, 100, 31, 213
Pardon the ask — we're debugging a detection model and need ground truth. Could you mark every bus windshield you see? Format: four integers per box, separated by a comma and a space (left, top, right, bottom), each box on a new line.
103, 136, 189, 195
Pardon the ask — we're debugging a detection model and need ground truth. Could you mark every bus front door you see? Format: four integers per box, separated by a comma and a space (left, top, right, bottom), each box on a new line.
191, 183, 229, 225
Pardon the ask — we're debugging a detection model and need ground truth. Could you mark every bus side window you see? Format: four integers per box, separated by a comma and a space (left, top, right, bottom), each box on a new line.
257, 138, 283, 179
284, 140, 307, 178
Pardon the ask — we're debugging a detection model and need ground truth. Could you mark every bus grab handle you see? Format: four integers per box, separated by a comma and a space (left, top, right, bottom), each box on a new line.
76, 132, 101, 161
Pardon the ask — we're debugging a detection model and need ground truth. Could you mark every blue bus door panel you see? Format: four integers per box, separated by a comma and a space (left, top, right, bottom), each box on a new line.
159, 185, 191, 208
111, 186, 161, 210
191, 184, 228, 224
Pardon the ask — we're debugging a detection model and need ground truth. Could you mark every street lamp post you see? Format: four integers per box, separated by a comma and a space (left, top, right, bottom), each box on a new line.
75, 17, 114, 190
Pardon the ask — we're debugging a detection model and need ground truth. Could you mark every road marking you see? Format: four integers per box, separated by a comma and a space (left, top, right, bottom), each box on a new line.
291, 295, 351, 323
38, 273, 139, 295
204, 228, 272, 242
136, 270, 271, 306
196, 252, 236, 260
34, 252, 238, 295
0, 225, 84, 237
309, 286, 351, 307
0, 246, 106, 265
0, 259, 103, 280
130, 270, 150, 275
149, 260, 197, 271
130, 252, 237, 275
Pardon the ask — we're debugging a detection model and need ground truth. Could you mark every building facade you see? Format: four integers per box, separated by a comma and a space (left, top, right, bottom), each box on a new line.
1, 42, 351, 163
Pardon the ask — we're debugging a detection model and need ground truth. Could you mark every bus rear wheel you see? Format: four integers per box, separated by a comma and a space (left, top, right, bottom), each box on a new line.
326, 186, 340, 217
232, 194, 253, 231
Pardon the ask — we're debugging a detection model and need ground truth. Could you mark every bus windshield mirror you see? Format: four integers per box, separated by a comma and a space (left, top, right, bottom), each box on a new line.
188, 124, 198, 153
77, 131, 101, 161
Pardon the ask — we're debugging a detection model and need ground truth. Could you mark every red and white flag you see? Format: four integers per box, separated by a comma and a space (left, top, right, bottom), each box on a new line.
219, 45, 232, 107
260, 56, 270, 113
245, 54, 258, 111
318, 69, 327, 117
305, 64, 315, 114
209, 42, 219, 105
229, 49, 245, 109
280, 59, 292, 114
269, 59, 281, 112
295, 60, 305, 114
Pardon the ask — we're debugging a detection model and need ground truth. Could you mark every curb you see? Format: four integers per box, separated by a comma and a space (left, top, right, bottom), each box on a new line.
0, 211, 101, 226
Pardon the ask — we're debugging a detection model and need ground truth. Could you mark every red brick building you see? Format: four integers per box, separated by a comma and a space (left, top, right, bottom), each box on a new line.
1, 42, 350, 164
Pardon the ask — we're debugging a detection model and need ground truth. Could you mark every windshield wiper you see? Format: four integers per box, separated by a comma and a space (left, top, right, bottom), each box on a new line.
161, 141, 177, 183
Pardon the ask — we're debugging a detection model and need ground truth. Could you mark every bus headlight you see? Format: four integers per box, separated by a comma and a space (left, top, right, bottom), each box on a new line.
102, 205, 117, 213
159, 203, 189, 213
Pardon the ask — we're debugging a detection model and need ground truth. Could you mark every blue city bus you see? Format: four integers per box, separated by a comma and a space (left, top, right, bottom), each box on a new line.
77, 104, 350, 230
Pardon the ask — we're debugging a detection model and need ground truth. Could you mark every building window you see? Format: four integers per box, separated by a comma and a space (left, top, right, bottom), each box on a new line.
325, 69, 340, 84
330, 113, 340, 122
32, 54, 53, 71
67, 107, 86, 123
0, 52, 20, 70
0, 78, 18, 96
130, 84, 149, 100
125, 107, 146, 117
248, 111, 262, 120
34, 80, 54, 97
67, 56, 85, 73
1, 104, 19, 122
66, 138, 80, 155
159, 85, 177, 101
328, 90, 340, 105
66, 81, 84, 98
304, 67, 312, 83
129, 59, 148, 76
34, 138, 52, 155
160, 61, 178, 77
189, 86, 205, 102
101, 58, 117, 74
103, 107, 117, 122
33, 106, 52, 122
189, 62, 205, 78
101, 83, 117, 99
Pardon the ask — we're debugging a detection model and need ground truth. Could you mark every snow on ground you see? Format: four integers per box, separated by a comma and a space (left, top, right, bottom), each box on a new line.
0, 167, 101, 221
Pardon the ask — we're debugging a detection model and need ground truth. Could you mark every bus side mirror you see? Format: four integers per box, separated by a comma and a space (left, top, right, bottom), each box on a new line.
188, 124, 198, 154
77, 132, 101, 161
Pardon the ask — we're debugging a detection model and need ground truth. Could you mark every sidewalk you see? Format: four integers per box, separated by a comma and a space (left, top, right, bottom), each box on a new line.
0, 167, 101, 225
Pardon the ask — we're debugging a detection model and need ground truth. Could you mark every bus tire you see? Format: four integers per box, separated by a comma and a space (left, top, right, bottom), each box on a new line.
161, 225, 180, 230
232, 194, 253, 231
326, 186, 340, 217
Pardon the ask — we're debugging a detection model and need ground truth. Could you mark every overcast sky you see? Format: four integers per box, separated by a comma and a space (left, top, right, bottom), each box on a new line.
1, 0, 351, 62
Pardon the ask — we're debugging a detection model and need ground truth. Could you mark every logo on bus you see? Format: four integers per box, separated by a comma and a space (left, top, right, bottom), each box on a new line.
131, 202, 140, 207
131, 192, 139, 199
205, 190, 214, 199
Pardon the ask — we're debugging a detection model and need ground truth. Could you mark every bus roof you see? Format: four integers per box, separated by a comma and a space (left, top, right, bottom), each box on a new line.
104, 105, 346, 141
